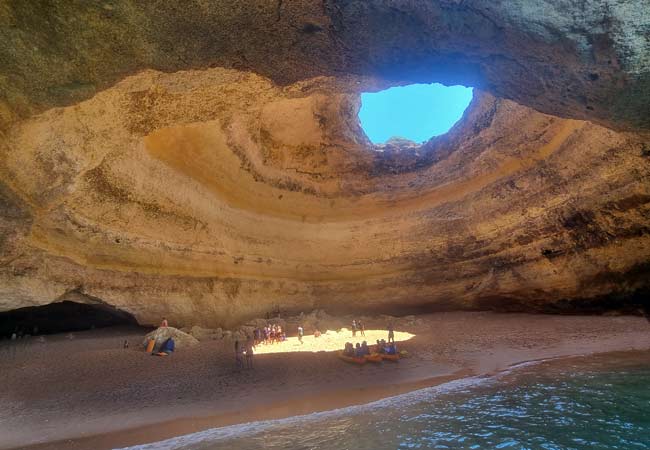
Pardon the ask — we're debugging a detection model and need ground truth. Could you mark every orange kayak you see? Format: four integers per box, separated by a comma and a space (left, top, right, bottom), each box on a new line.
338, 351, 366, 365
364, 353, 383, 363
380, 353, 400, 361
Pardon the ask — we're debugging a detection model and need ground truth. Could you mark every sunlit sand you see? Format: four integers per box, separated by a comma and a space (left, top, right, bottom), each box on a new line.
253, 328, 415, 355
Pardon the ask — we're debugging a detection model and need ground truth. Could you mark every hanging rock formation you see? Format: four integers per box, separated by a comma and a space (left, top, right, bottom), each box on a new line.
0, 2, 649, 327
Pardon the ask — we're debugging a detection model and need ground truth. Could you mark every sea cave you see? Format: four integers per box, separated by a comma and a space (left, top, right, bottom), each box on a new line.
0, 2, 649, 449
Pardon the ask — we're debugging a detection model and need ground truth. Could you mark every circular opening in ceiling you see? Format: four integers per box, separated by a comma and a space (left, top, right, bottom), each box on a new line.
359, 83, 474, 145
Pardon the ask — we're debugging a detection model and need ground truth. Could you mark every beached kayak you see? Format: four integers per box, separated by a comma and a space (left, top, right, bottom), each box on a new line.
338, 351, 366, 365
364, 353, 383, 363
380, 353, 400, 361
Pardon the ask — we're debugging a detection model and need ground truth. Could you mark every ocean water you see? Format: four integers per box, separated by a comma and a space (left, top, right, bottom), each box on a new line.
123, 352, 650, 450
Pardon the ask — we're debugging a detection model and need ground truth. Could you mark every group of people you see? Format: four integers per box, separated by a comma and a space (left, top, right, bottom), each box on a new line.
375, 339, 397, 355
253, 324, 287, 345
6, 325, 39, 340
152, 317, 403, 367
342, 339, 398, 357
343, 340, 370, 357
351, 319, 365, 337
342, 324, 398, 357
237, 323, 309, 369
252, 323, 311, 346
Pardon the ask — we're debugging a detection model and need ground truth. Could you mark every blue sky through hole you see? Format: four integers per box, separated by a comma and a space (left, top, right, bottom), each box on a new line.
359, 83, 473, 144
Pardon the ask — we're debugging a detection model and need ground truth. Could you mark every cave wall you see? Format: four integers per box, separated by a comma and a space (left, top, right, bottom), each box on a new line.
0, 67, 648, 327
1, 2, 649, 327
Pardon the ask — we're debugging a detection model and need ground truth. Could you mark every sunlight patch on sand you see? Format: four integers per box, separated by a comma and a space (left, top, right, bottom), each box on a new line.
252, 329, 415, 355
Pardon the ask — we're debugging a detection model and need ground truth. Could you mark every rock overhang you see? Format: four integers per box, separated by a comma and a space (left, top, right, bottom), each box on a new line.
0, 2, 649, 326
1, 1, 649, 132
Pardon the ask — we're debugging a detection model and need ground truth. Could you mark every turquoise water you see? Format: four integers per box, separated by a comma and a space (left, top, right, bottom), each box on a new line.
125, 352, 650, 450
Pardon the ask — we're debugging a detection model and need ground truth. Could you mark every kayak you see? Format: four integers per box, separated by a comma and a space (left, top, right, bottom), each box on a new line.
338, 351, 366, 365
364, 353, 383, 363
380, 353, 400, 361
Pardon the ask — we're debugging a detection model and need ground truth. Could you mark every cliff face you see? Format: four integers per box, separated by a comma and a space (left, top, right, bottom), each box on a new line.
1, 67, 648, 327
0, 2, 649, 327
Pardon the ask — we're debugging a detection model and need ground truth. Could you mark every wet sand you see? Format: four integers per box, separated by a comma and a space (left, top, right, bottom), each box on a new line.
1, 312, 649, 450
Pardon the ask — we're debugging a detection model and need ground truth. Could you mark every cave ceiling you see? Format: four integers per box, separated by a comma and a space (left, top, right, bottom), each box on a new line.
0, 1, 649, 326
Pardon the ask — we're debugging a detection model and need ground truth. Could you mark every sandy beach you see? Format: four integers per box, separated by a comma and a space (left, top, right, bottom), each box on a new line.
2, 311, 649, 450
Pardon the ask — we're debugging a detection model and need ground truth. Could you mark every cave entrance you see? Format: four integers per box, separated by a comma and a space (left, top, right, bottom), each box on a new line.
358, 83, 473, 145
0, 301, 139, 338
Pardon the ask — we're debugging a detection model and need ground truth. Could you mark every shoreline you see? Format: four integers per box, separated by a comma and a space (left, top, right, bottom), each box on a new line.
3, 312, 650, 450
22, 369, 475, 450
21, 350, 650, 450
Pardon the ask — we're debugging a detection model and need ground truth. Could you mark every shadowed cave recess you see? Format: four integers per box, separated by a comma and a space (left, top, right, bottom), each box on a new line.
0, 301, 139, 338
0, 1, 649, 330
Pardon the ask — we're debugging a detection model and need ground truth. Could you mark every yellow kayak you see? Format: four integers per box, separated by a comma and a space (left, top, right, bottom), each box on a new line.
380, 353, 400, 361
338, 351, 366, 365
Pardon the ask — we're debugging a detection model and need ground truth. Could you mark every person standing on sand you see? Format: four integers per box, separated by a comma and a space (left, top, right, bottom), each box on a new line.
298, 325, 304, 344
352, 319, 357, 337
160, 318, 168, 328
387, 323, 395, 343
358, 320, 365, 337
245, 339, 254, 369
234, 340, 244, 370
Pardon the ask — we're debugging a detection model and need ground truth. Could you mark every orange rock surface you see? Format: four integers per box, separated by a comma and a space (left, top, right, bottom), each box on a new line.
1, 68, 648, 327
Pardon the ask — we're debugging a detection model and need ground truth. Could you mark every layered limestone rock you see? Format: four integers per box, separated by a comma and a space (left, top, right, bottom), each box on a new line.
1, 68, 648, 327
1, 1, 649, 132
